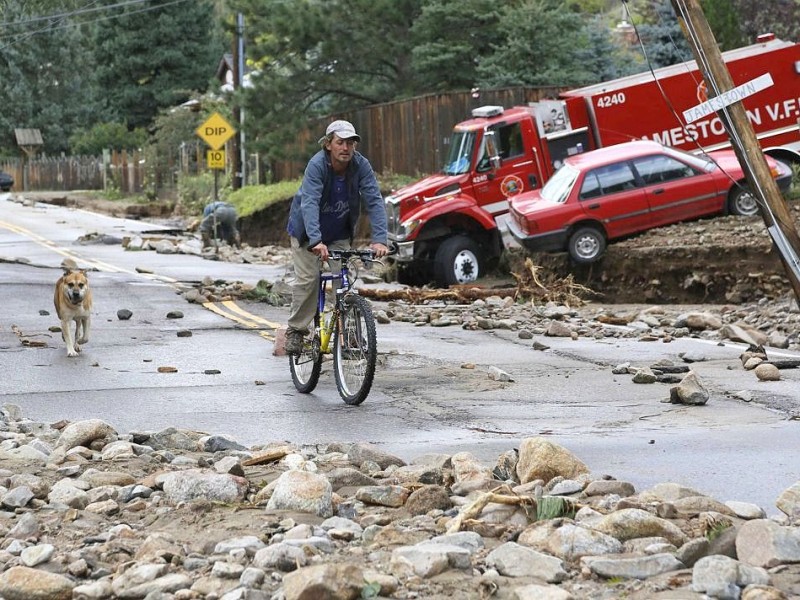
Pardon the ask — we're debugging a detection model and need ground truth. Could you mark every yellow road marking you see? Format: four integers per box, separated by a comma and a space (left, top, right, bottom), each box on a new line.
203, 302, 276, 341
1, 218, 276, 340
221, 300, 281, 328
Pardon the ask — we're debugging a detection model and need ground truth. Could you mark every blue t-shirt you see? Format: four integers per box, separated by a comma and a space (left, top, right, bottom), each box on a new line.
319, 175, 350, 243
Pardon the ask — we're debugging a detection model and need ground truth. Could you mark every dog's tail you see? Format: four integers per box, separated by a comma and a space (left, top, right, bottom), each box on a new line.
61, 257, 79, 271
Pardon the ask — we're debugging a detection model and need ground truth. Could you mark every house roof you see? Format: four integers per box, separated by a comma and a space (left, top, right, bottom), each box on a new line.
15, 128, 43, 147
216, 53, 234, 82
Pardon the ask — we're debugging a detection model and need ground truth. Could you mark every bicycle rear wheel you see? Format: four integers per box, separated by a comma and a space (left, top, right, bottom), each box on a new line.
333, 294, 377, 405
289, 332, 322, 393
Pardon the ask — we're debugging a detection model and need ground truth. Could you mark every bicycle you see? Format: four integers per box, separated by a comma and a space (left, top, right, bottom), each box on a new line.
289, 248, 386, 405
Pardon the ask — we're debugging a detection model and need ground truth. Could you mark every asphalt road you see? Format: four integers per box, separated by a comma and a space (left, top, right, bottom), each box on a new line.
1, 192, 799, 514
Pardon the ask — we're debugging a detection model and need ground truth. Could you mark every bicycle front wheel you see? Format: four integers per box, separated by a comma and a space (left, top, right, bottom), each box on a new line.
289, 332, 322, 394
333, 294, 377, 405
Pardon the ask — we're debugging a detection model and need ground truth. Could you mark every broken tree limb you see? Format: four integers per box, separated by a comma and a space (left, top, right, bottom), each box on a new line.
359, 258, 597, 306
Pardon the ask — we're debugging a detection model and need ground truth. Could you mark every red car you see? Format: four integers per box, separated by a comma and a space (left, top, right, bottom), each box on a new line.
507, 140, 792, 263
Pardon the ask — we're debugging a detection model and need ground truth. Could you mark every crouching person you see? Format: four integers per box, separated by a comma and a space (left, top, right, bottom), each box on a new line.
201, 201, 241, 248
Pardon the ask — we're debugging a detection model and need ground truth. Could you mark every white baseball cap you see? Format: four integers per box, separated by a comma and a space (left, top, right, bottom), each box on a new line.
323, 120, 360, 142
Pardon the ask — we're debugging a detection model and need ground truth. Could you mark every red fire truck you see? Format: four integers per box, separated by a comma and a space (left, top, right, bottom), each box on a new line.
385, 35, 800, 285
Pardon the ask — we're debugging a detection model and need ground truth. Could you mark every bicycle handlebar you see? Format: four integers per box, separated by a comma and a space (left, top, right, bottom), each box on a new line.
328, 243, 398, 262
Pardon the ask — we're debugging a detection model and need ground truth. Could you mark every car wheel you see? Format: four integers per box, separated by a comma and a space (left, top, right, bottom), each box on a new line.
434, 235, 481, 286
568, 226, 606, 263
728, 185, 759, 216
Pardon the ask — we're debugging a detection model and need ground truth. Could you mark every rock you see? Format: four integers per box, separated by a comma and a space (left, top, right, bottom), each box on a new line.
545, 321, 573, 337
161, 469, 248, 503
486, 542, 567, 582
592, 508, 687, 546
755, 363, 781, 381
2, 404, 800, 599
405, 485, 452, 515
267, 470, 333, 517
0, 566, 73, 600
345, 443, 406, 470
692, 554, 770, 597
632, 367, 657, 383
516, 438, 589, 484
669, 371, 709, 405
488, 366, 514, 382
281, 563, 363, 600
776, 482, 800, 518
736, 519, 800, 568
354, 485, 409, 507
721, 323, 768, 346
391, 542, 472, 578
117, 309, 133, 320
55, 419, 117, 450
582, 553, 684, 580
675, 311, 723, 330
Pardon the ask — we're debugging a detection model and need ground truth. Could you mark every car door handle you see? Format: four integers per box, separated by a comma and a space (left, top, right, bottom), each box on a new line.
652, 188, 665, 195
588, 203, 600, 209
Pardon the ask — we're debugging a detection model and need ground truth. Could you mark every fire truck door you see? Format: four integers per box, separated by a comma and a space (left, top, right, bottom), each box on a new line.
472, 122, 541, 215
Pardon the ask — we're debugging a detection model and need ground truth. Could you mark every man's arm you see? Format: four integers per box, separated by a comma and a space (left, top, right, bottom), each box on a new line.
298, 155, 326, 248
356, 156, 388, 247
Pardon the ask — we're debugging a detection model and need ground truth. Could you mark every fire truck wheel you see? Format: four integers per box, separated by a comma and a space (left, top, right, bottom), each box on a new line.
728, 185, 759, 216
568, 226, 606, 263
434, 235, 481, 286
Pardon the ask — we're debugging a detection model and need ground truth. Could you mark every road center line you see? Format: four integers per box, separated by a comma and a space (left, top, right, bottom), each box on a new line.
1, 218, 277, 341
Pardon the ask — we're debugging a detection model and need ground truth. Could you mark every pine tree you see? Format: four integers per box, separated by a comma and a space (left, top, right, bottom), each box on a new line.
0, 0, 103, 155
92, 0, 223, 130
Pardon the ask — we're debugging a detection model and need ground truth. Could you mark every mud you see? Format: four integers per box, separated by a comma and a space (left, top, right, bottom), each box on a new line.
21, 191, 800, 305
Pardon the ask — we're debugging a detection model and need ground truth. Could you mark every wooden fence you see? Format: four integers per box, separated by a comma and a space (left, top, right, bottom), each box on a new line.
0, 150, 161, 195
0, 86, 565, 192
271, 86, 565, 181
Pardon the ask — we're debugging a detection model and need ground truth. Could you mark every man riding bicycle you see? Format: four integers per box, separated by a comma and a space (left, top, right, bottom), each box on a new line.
285, 119, 389, 356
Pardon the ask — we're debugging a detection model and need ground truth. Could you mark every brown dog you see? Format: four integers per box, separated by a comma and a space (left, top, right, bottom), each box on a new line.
54, 261, 92, 357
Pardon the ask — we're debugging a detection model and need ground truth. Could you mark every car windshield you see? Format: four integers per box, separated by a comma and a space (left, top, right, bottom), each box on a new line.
443, 130, 477, 175
541, 164, 579, 203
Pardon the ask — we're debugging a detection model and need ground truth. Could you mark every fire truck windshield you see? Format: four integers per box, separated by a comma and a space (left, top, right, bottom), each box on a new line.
443, 130, 477, 175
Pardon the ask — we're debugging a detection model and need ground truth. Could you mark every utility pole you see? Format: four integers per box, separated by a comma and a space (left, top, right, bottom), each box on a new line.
669, 0, 800, 304
231, 13, 245, 190
237, 13, 246, 187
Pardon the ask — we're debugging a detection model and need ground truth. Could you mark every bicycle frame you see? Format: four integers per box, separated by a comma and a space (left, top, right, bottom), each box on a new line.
316, 268, 348, 354
290, 246, 391, 405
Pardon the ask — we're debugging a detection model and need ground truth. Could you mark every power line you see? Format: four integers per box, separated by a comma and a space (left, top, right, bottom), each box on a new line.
0, 0, 177, 29
671, 1, 770, 215
621, 0, 746, 192
0, 0, 194, 46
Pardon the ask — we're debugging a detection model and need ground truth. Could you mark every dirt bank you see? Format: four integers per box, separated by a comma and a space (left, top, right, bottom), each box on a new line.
19, 190, 800, 305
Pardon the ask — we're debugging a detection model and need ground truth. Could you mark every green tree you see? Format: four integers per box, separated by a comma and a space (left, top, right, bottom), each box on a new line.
409, 0, 502, 92
92, 0, 223, 131
735, 0, 799, 43
69, 123, 147, 155
475, 0, 593, 87
635, 0, 692, 69
0, 0, 103, 155
233, 0, 422, 162
701, 0, 745, 50
576, 17, 645, 83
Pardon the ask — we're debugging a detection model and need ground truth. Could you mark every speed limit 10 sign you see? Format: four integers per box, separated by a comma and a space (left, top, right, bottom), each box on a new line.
207, 149, 226, 170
